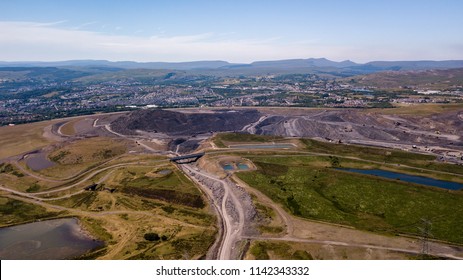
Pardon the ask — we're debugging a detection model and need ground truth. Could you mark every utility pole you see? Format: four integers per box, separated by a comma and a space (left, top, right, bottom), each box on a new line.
418, 218, 432, 256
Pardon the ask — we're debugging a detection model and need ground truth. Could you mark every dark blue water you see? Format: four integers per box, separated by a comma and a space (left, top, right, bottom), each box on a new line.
338, 168, 463, 190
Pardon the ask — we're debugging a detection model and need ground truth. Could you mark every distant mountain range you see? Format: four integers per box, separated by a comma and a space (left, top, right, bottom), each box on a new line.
1, 58, 463, 72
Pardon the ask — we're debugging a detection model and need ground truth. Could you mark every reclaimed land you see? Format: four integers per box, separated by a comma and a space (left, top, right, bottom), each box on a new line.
236, 146, 463, 244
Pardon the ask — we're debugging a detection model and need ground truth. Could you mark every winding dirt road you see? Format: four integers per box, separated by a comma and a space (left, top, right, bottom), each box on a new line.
181, 164, 245, 260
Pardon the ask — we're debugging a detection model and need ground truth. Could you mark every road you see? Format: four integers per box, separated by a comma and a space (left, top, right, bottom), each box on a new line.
3, 135, 463, 259
242, 115, 269, 134
0, 160, 169, 201
181, 164, 245, 260
232, 170, 463, 260
206, 149, 463, 178
242, 235, 463, 260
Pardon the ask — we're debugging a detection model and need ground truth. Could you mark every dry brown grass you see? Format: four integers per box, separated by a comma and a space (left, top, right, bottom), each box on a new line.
59, 120, 77, 136
372, 103, 463, 116
39, 137, 127, 179
0, 121, 60, 159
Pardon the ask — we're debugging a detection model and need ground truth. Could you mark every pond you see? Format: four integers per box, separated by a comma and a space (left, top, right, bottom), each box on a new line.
25, 152, 56, 171
338, 168, 463, 190
223, 164, 234, 171
222, 162, 249, 171
237, 163, 249, 170
0, 218, 103, 260
228, 143, 295, 149
157, 169, 172, 175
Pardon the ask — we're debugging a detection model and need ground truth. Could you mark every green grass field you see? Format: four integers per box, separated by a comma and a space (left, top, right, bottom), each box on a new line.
0, 197, 66, 227
237, 156, 463, 244
302, 138, 463, 176
111, 165, 206, 209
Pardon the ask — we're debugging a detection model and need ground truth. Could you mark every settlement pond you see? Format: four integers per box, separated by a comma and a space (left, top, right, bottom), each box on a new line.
338, 168, 463, 190
222, 162, 250, 171
228, 143, 295, 149
24, 152, 56, 171
0, 218, 103, 260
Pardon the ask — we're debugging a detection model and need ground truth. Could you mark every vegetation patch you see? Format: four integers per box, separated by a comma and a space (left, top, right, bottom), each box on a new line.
248, 240, 418, 260
302, 138, 463, 175
123, 187, 205, 208
48, 137, 126, 165
128, 229, 216, 260
250, 241, 313, 260
114, 166, 206, 209
144, 232, 161, 241
238, 156, 463, 244
0, 198, 64, 226
25, 183, 41, 193
0, 163, 24, 177
80, 217, 112, 242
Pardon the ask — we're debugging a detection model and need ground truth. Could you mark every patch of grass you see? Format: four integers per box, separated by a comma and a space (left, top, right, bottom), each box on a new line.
248, 240, 416, 260
250, 241, 312, 260
52, 192, 97, 209
0, 198, 64, 226
0, 163, 24, 177
80, 217, 112, 242
161, 204, 175, 214
175, 208, 215, 226
302, 138, 463, 175
254, 161, 289, 176
41, 137, 127, 179
303, 138, 433, 162
25, 183, 41, 193
238, 156, 463, 244
48, 137, 126, 165
128, 228, 216, 260
49, 150, 71, 162
74, 248, 108, 260
115, 166, 206, 209
123, 187, 205, 208
0, 163, 14, 173
379, 103, 463, 116
250, 242, 270, 259
169, 231, 216, 259
258, 225, 284, 234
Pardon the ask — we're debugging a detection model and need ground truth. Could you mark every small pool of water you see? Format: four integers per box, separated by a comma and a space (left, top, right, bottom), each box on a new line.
228, 143, 295, 149
25, 153, 56, 171
223, 164, 234, 171
237, 163, 249, 170
0, 218, 103, 260
338, 168, 463, 190
157, 169, 172, 175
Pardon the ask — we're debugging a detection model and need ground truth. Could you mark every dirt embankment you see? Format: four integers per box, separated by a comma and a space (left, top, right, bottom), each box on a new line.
254, 109, 463, 149
111, 109, 261, 136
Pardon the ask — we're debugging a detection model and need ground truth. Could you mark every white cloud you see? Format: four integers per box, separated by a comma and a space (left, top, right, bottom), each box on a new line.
0, 21, 461, 63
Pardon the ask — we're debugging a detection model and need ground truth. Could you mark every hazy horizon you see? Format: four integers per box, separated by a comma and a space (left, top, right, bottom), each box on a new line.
1, 0, 462, 63
2, 57, 463, 65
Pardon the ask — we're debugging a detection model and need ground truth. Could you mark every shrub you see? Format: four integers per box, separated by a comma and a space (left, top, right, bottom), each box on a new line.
144, 232, 160, 242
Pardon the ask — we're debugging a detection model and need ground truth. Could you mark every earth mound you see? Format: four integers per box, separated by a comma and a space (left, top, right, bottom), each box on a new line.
111, 109, 260, 136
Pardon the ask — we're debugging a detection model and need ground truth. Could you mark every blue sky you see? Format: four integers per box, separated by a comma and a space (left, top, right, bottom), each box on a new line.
1, 0, 462, 62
